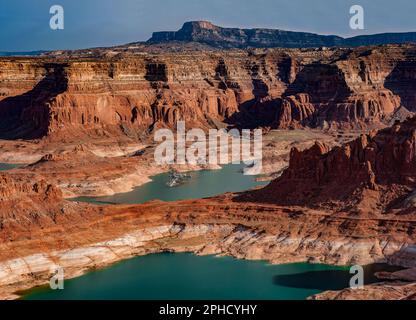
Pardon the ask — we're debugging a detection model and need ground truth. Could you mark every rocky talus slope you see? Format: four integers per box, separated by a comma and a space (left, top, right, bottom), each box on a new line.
1, 45, 416, 141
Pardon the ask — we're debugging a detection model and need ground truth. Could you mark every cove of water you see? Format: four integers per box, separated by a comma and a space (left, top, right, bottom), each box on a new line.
23, 253, 397, 300
74, 163, 269, 205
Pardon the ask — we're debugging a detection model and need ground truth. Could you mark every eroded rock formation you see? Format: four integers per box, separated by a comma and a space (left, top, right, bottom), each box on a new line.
244, 116, 416, 213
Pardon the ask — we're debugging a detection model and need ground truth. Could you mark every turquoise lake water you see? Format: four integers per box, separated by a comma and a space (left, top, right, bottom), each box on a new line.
73, 163, 269, 205
23, 253, 395, 300
0, 163, 20, 171
13, 163, 397, 299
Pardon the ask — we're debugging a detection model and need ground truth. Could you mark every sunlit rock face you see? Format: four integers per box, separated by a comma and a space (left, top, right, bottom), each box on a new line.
0, 45, 416, 141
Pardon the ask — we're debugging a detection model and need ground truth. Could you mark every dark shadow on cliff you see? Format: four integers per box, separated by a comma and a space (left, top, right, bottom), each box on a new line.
226, 62, 353, 129
145, 61, 169, 83
225, 98, 281, 129
0, 63, 68, 140
385, 61, 416, 112
221, 58, 280, 129
273, 264, 403, 291
284, 64, 350, 100
278, 63, 351, 128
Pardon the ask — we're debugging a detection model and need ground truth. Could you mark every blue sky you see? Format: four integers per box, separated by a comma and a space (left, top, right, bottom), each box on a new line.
1, 0, 416, 51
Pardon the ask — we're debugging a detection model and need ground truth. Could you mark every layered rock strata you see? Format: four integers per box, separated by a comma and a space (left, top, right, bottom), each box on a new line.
0, 188, 415, 300
1, 45, 416, 141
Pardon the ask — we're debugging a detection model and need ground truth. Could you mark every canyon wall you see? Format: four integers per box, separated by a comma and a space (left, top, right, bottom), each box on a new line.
1, 45, 416, 140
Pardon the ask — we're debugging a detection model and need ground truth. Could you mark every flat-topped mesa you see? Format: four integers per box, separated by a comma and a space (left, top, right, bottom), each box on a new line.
243, 116, 416, 213
186, 21, 217, 30
147, 20, 416, 49
148, 21, 344, 48
150, 21, 219, 43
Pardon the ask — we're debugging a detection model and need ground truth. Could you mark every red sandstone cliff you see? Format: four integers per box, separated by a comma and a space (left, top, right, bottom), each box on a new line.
1, 45, 416, 141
